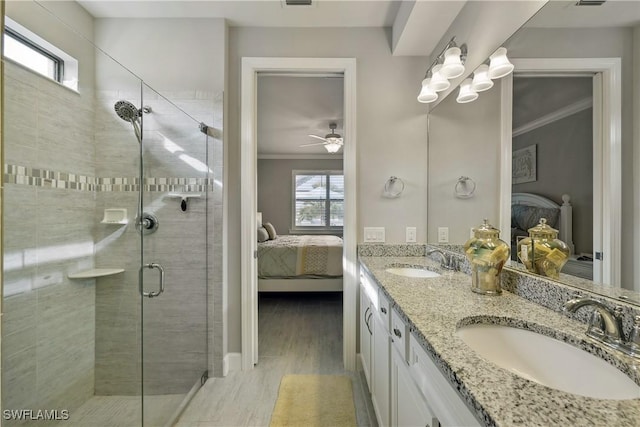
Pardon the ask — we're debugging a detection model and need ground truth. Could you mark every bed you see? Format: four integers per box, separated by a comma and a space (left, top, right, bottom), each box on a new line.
257, 234, 344, 292
511, 192, 574, 255
511, 192, 592, 279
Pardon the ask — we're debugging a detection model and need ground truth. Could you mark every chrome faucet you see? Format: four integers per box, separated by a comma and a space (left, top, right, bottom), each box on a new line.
426, 248, 455, 270
563, 296, 640, 359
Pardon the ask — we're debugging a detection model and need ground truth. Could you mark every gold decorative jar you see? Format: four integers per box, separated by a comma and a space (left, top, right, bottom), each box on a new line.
516, 217, 570, 279
464, 219, 510, 295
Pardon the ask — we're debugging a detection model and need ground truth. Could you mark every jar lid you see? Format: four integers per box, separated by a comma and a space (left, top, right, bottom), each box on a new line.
527, 217, 558, 238
473, 219, 500, 238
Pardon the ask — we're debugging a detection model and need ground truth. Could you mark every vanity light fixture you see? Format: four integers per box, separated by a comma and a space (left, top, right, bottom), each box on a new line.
488, 47, 514, 79
440, 44, 467, 79
416, 36, 467, 104
456, 78, 478, 103
417, 77, 438, 103
471, 64, 494, 92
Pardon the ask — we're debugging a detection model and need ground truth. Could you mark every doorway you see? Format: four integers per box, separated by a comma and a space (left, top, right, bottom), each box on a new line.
499, 58, 621, 285
240, 58, 357, 371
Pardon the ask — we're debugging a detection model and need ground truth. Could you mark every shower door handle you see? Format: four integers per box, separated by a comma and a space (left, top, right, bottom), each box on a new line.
140, 263, 165, 298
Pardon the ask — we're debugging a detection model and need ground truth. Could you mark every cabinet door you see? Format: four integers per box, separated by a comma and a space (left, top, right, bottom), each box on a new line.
372, 312, 390, 426
360, 286, 373, 389
392, 347, 435, 427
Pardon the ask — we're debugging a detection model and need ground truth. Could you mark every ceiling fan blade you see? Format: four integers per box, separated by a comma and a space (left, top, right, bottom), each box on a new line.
308, 134, 328, 142
299, 142, 326, 147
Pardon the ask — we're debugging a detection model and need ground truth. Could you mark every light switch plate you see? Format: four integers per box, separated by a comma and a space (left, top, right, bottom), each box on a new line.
364, 227, 385, 243
406, 227, 417, 243
438, 227, 449, 243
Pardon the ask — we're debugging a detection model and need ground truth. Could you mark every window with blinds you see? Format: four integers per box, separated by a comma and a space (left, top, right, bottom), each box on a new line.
292, 171, 344, 231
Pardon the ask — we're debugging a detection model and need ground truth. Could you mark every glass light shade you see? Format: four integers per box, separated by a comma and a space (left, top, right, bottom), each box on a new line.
456, 78, 478, 103
417, 78, 438, 103
440, 46, 465, 79
324, 142, 342, 153
430, 64, 450, 92
471, 64, 494, 92
488, 47, 514, 79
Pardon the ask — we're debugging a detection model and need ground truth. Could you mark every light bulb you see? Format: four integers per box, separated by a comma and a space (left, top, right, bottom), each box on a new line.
417, 78, 438, 103
456, 78, 478, 103
440, 46, 465, 79
488, 47, 514, 79
471, 64, 494, 92
430, 64, 450, 92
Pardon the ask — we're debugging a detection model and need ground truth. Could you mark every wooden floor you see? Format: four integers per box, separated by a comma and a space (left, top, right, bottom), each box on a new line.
176, 292, 377, 427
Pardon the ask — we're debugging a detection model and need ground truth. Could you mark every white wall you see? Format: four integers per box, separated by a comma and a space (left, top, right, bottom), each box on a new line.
427, 81, 503, 244
228, 27, 429, 353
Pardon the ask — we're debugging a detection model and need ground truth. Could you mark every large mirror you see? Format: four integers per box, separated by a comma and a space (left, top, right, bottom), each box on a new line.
427, 0, 640, 305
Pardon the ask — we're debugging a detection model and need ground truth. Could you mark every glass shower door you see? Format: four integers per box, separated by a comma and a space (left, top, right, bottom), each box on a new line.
139, 84, 209, 426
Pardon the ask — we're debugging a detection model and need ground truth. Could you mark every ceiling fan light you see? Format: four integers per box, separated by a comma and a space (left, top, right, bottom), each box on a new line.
324, 142, 342, 153
488, 47, 514, 79
430, 64, 450, 92
457, 78, 478, 103
471, 64, 494, 92
417, 78, 438, 103
440, 46, 465, 79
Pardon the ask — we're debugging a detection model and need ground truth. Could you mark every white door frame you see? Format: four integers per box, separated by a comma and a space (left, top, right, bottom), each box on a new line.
499, 58, 621, 285
240, 57, 357, 371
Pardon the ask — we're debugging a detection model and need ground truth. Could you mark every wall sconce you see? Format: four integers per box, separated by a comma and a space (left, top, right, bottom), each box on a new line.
456, 78, 478, 103
488, 47, 514, 79
416, 37, 466, 104
471, 64, 494, 92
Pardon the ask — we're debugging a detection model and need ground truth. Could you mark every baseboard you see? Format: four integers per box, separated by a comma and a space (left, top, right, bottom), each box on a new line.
223, 352, 242, 376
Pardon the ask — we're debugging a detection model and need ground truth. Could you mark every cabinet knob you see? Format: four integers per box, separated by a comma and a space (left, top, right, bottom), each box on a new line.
393, 327, 402, 338
381, 307, 387, 314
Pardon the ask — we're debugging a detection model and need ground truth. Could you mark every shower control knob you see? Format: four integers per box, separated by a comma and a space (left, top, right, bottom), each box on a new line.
136, 212, 159, 235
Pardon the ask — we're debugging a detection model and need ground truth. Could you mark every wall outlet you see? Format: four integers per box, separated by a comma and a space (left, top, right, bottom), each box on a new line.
406, 227, 417, 243
437, 227, 449, 243
364, 227, 385, 243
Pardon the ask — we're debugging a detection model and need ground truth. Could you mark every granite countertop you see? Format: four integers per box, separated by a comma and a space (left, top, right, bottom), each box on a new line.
359, 255, 640, 427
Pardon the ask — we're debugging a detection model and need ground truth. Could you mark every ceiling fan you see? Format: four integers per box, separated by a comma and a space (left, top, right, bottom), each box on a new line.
300, 122, 344, 153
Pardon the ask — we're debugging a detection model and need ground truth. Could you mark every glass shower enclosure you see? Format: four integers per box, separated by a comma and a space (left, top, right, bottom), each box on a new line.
2, 2, 212, 425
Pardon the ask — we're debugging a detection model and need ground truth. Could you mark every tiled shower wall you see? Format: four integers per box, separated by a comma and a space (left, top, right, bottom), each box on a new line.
93, 88, 219, 395
2, 63, 96, 415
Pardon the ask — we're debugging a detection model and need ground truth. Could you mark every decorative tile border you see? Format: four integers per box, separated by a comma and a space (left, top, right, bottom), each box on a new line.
4, 164, 211, 192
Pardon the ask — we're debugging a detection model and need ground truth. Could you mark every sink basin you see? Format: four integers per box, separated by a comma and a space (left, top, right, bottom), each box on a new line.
456, 323, 640, 400
385, 267, 441, 278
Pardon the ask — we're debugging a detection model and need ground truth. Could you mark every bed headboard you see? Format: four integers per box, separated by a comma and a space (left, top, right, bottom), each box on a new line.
512, 192, 575, 254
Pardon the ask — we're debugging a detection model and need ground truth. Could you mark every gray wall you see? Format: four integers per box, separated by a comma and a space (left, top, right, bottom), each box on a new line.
258, 159, 344, 235
427, 81, 503, 244
228, 27, 429, 353
512, 77, 593, 255
2, 0, 97, 417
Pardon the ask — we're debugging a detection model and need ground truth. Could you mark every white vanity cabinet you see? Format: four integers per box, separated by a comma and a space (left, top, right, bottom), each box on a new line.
359, 275, 375, 389
392, 344, 436, 427
372, 291, 391, 426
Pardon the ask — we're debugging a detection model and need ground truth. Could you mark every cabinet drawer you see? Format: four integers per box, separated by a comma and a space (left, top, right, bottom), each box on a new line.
391, 309, 409, 364
378, 290, 391, 333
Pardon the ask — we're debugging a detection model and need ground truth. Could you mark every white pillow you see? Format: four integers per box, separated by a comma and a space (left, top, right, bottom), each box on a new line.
257, 227, 269, 242
263, 222, 277, 240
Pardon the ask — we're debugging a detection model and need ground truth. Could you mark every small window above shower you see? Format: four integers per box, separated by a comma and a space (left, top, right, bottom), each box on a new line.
3, 17, 79, 91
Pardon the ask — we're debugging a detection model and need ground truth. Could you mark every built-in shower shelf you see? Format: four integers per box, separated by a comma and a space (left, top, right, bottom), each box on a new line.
68, 268, 125, 279
100, 208, 128, 224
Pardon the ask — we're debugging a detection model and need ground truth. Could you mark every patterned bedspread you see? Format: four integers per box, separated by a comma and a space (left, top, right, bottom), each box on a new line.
258, 235, 343, 278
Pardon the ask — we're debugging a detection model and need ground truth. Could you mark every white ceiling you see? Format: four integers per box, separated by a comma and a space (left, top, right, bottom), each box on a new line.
76, 0, 467, 56
257, 75, 344, 157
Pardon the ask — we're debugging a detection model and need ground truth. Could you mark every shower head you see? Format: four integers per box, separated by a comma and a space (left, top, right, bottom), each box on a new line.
114, 100, 140, 122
